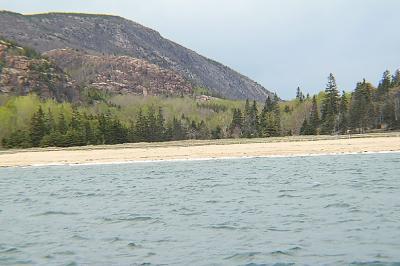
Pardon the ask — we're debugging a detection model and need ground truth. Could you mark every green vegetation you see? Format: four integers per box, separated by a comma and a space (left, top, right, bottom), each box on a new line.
297, 72, 400, 135
1, 70, 400, 149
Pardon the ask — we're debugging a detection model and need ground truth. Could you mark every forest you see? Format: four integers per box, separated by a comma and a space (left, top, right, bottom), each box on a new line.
1, 71, 400, 149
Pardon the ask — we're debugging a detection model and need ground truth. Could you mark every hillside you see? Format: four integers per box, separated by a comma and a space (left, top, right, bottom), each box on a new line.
44, 48, 192, 96
0, 11, 272, 101
0, 39, 79, 101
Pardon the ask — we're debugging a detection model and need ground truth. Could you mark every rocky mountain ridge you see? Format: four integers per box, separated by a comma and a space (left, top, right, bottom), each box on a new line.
0, 11, 272, 101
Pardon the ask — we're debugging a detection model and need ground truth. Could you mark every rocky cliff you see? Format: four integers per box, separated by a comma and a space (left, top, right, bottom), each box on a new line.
44, 48, 192, 97
0, 39, 79, 101
0, 11, 272, 101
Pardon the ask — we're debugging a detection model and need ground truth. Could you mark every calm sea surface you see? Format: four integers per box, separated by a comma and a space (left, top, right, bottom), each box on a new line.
1, 153, 400, 265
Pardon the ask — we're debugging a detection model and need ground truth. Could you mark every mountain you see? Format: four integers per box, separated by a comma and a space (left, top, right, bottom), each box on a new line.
0, 39, 79, 101
44, 48, 192, 96
0, 11, 272, 101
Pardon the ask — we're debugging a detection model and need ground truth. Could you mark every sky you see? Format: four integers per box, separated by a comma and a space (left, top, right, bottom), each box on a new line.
1, 0, 399, 99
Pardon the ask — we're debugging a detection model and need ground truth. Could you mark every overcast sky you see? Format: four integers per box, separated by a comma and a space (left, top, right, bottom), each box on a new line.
1, 0, 399, 99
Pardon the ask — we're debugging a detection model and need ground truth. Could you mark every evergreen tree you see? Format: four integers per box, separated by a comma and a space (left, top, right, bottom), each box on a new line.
58, 112, 68, 135
259, 95, 281, 137
378, 70, 392, 96
308, 95, 320, 135
170, 117, 186, 140
134, 109, 147, 142
146, 106, 157, 142
30, 106, 46, 146
349, 80, 375, 132
300, 118, 309, 135
70, 108, 82, 131
338, 91, 349, 133
320, 73, 340, 134
242, 99, 259, 138
44, 109, 55, 135
211, 126, 223, 139
229, 108, 243, 138
296, 87, 304, 102
83, 114, 96, 145
198, 120, 210, 139
155, 107, 166, 141
392, 69, 400, 87
2, 130, 31, 148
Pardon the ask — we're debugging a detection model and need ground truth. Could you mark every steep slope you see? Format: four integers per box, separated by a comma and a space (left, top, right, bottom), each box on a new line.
44, 48, 192, 96
0, 11, 272, 101
0, 39, 79, 101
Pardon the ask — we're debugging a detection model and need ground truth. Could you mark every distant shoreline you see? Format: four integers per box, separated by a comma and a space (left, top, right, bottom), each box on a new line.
1, 133, 400, 168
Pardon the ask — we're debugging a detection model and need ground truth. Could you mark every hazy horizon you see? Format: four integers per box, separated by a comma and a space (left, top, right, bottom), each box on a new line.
1, 0, 399, 99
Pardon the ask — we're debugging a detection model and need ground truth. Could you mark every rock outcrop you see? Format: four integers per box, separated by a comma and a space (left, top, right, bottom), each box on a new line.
44, 48, 192, 96
0, 40, 79, 101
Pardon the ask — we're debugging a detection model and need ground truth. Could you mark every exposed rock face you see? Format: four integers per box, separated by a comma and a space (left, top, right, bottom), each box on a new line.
0, 11, 272, 101
0, 40, 79, 101
44, 48, 192, 96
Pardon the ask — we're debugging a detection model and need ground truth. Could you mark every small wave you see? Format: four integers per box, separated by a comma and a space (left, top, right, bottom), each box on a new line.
53, 250, 75, 256
324, 203, 351, 208
278, 194, 301, 198
224, 251, 261, 260
278, 189, 296, 193
267, 227, 291, 232
120, 216, 153, 222
210, 225, 237, 230
127, 242, 142, 249
270, 250, 291, 256
101, 215, 155, 223
319, 193, 337, 198
71, 234, 89, 240
33, 211, 79, 216
350, 261, 400, 266
0, 247, 19, 254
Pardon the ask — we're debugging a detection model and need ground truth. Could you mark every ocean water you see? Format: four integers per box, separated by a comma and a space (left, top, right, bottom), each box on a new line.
1, 153, 400, 266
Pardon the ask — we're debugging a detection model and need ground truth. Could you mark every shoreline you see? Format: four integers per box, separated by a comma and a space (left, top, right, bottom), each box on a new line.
1, 134, 400, 168
27, 150, 400, 168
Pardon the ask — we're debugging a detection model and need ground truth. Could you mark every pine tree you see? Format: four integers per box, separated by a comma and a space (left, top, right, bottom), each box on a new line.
44, 108, 55, 135
83, 114, 96, 145
392, 69, 400, 87
349, 80, 375, 132
259, 95, 281, 137
338, 91, 349, 133
378, 70, 392, 96
155, 107, 166, 141
197, 120, 210, 139
229, 108, 243, 138
30, 106, 46, 146
321, 73, 340, 134
134, 109, 147, 142
300, 118, 309, 135
58, 112, 68, 135
211, 126, 223, 139
146, 106, 157, 142
296, 87, 304, 102
70, 108, 81, 131
308, 95, 320, 135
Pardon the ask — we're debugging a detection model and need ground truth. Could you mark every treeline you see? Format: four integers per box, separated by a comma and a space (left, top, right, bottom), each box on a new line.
228, 95, 281, 138
1, 70, 400, 149
2, 106, 223, 148
299, 71, 400, 135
